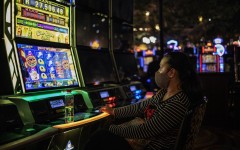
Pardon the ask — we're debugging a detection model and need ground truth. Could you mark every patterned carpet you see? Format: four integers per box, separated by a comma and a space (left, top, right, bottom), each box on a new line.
193, 126, 240, 150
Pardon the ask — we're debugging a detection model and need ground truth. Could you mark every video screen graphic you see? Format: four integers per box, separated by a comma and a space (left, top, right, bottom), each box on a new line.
17, 44, 79, 91
15, 0, 69, 44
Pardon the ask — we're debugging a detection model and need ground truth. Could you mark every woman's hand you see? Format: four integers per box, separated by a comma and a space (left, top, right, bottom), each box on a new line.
100, 105, 114, 116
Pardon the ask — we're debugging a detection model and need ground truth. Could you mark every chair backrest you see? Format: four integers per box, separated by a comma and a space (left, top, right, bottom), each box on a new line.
174, 96, 208, 150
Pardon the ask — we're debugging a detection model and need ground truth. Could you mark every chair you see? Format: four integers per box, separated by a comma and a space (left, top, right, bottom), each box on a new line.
174, 96, 208, 150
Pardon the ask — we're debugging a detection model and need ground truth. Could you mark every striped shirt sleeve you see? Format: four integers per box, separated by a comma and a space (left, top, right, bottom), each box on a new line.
113, 97, 153, 119
109, 94, 189, 139
113, 89, 166, 119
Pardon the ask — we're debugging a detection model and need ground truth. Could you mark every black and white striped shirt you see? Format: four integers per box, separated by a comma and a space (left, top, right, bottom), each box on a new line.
109, 89, 190, 150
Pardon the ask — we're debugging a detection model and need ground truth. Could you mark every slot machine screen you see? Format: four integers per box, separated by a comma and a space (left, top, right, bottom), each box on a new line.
114, 52, 139, 82
77, 48, 117, 86
15, 0, 70, 44
17, 44, 79, 92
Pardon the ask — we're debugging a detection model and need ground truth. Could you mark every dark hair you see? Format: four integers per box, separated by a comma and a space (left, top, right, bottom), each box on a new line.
164, 52, 203, 104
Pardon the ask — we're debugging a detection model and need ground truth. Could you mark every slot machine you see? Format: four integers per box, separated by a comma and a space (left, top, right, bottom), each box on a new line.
74, 3, 126, 109
2, 0, 109, 149
75, 47, 125, 108
199, 42, 220, 72
113, 52, 147, 105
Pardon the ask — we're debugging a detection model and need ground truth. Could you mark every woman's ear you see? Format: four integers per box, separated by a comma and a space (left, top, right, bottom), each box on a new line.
168, 68, 176, 78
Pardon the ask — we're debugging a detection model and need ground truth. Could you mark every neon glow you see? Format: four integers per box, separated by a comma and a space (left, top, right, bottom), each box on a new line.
167, 40, 178, 50
215, 44, 225, 56
65, 140, 74, 150
213, 38, 223, 44
90, 40, 100, 49
53, 113, 110, 129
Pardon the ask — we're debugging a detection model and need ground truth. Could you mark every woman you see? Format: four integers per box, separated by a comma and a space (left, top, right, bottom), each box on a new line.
84, 52, 203, 150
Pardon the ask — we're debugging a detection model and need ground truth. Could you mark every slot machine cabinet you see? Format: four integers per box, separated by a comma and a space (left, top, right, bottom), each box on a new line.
0, 100, 57, 150
6, 90, 107, 150
234, 46, 240, 82
3, 0, 80, 95
77, 86, 125, 109
199, 44, 220, 72
119, 81, 147, 105
2, 0, 109, 148
8, 91, 88, 125
113, 52, 147, 105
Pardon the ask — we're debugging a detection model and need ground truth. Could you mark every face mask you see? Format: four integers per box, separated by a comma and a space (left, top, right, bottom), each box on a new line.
155, 71, 170, 89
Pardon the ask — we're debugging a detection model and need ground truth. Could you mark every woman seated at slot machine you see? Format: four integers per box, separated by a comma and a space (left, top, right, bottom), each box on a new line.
84, 52, 203, 150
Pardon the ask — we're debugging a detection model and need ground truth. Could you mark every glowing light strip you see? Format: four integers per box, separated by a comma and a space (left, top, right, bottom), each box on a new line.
53, 112, 110, 129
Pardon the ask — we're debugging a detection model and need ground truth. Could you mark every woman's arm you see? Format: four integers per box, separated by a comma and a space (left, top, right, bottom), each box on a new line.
113, 99, 151, 119
109, 100, 188, 139
100, 98, 152, 119
100, 89, 165, 119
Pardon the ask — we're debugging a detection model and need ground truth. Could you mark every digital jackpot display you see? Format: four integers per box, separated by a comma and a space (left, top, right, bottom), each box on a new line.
15, 0, 69, 44
17, 44, 79, 91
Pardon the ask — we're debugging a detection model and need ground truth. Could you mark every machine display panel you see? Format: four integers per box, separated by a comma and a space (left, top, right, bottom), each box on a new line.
50, 99, 65, 108
17, 44, 79, 91
100, 91, 109, 98
130, 85, 136, 91
15, 0, 69, 44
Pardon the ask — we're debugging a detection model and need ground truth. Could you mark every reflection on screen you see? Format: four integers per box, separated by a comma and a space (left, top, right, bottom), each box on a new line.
112, 20, 133, 52
17, 44, 79, 91
77, 48, 117, 86
114, 52, 139, 82
76, 9, 108, 49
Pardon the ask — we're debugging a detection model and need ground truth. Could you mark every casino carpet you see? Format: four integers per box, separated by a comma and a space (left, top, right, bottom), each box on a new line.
193, 126, 240, 150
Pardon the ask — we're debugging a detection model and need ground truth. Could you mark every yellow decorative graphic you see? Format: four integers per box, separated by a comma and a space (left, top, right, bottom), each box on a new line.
26, 55, 37, 68
41, 73, 48, 79
17, 26, 23, 36
38, 58, 44, 64
39, 66, 46, 72
16, 24, 69, 44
